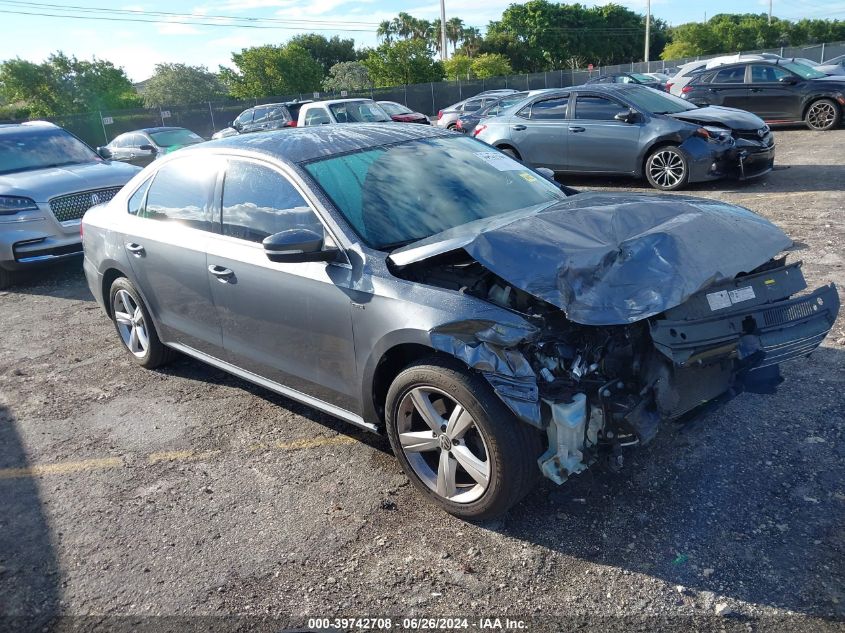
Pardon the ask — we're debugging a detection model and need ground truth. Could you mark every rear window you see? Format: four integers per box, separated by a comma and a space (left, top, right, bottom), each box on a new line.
328, 101, 391, 123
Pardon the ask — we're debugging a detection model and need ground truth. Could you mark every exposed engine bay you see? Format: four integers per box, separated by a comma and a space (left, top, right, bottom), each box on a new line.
394, 250, 840, 485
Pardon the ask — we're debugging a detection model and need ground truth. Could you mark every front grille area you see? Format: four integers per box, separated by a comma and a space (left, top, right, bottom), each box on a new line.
49, 187, 122, 223
763, 297, 819, 327
733, 126, 771, 143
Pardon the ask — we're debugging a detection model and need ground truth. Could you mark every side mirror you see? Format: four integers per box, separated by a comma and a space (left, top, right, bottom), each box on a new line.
778, 75, 798, 84
614, 109, 639, 123
535, 167, 556, 181
139, 144, 157, 153
96, 146, 112, 159
263, 229, 338, 263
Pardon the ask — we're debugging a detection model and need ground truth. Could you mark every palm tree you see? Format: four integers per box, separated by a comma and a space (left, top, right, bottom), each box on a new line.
430, 18, 444, 58
411, 18, 431, 41
395, 12, 414, 40
461, 26, 482, 58
376, 20, 394, 44
446, 17, 465, 57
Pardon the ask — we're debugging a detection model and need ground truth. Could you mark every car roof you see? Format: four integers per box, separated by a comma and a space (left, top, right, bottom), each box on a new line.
310, 98, 374, 106
0, 121, 60, 134
196, 123, 451, 164
118, 127, 185, 135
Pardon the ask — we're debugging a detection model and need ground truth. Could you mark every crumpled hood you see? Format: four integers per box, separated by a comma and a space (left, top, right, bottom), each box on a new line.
667, 106, 766, 130
390, 192, 792, 325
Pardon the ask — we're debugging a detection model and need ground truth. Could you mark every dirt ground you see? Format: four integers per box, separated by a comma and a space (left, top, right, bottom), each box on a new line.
1, 128, 843, 633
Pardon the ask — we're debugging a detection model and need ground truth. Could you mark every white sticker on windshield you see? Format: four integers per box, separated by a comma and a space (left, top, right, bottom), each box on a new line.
475, 151, 524, 171
706, 290, 732, 311
728, 286, 756, 304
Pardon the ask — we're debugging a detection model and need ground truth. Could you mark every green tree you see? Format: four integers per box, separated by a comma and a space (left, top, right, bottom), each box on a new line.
288, 34, 357, 74
141, 63, 225, 107
377, 20, 395, 44
362, 39, 444, 87
444, 54, 473, 81
322, 61, 371, 92
446, 17, 465, 57
471, 53, 512, 79
220, 44, 323, 98
0, 52, 139, 117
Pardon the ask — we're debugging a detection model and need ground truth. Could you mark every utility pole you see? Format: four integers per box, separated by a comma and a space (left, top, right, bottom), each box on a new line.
440, 0, 448, 61
644, 0, 651, 63
768, 0, 772, 25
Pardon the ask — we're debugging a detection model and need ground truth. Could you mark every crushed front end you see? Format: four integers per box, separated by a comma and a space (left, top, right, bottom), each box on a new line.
527, 258, 838, 484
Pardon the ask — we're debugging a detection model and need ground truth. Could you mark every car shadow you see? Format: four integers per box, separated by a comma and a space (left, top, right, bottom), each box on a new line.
558, 164, 845, 194
0, 405, 61, 630
483, 345, 845, 620
2, 259, 93, 301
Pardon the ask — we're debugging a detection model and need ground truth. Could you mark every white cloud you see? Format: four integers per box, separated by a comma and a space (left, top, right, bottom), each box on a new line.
157, 19, 204, 35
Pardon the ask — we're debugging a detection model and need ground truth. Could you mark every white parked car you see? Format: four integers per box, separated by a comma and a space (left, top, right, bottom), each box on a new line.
296, 99, 392, 127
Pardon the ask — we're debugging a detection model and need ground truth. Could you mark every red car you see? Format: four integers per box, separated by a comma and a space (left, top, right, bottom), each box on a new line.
377, 101, 430, 124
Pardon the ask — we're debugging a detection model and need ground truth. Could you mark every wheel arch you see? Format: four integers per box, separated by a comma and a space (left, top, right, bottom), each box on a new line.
801, 95, 842, 121
639, 137, 683, 178
493, 143, 522, 159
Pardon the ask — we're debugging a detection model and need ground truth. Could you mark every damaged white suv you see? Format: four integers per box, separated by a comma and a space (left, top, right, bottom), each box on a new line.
82, 124, 840, 519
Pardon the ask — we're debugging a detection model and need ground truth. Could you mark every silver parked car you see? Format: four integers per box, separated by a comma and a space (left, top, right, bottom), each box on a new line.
0, 121, 140, 288
435, 90, 519, 130
99, 126, 204, 167
474, 84, 776, 190
82, 125, 838, 519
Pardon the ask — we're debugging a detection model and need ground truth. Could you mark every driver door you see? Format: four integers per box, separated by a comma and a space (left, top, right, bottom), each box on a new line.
205, 157, 359, 411
566, 93, 642, 173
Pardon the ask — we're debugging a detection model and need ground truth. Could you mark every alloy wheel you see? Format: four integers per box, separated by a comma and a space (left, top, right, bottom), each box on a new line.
396, 386, 491, 504
112, 289, 149, 358
648, 149, 686, 189
807, 101, 837, 130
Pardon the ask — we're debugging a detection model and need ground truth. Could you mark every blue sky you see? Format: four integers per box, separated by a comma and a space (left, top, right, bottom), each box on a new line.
1, 0, 844, 81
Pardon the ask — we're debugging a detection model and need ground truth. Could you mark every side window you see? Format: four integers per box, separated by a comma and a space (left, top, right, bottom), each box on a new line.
111, 135, 127, 148
130, 134, 146, 148
713, 67, 746, 84
305, 108, 331, 126
252, 106, 270, 123
222, 160, 323, 243
750, 65, 791, 82
463, 99, 484, 113
141, 157, 219, 231
127, 177, 152, 215
575, 96, 625, 121
266, 106, 290, 122
529, 96, 569, 120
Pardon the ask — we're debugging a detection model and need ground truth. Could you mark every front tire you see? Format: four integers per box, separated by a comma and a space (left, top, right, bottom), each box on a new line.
385, 358, 541, 520
645, 145, 689, 191
109, 277, 174, 369
0, 267, 14, 290
805, 98, 840, 131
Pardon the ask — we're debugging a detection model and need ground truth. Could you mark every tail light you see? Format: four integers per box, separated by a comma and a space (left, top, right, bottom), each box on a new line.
681, 85, 693, 94
456, 119, 463, 129
666, 82, 674, 92
437, 110, 443, 120
284, 120, 297, 127
473, 124, 487, 137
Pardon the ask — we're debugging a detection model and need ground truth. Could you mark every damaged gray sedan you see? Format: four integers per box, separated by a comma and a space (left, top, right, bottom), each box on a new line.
82, 124, 840, 519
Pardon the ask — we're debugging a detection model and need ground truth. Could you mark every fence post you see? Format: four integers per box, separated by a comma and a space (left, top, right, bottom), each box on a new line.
98, 111, 108, 144
430, 82, 435, 117
458, 79, 462, 101
821, 42, 825, 62
207, 102, 215, 132
404, 83, 407, 106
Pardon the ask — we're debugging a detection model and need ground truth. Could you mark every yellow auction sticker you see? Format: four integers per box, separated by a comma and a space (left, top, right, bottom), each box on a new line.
519, 172, 537, 183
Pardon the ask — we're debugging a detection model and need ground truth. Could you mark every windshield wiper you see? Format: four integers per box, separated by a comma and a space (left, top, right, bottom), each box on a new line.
378, 238, 422, 252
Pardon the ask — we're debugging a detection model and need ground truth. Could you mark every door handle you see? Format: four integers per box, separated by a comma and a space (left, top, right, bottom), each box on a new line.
511, 124, 527, 131
126, 242, 145, 256
208, 264, 234, 281
568, 126, 586, 132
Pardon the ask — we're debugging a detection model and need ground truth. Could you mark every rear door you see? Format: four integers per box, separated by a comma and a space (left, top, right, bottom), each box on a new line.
121, 155, 225, 354
510, 94, 570, 169
747, 64, 803, 120
705, 66, 750, 109
205, 157, 359, 410
567, 93, 642, 173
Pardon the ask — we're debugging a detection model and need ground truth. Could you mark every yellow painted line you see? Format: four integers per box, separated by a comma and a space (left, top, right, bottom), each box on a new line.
0, 435, 358, 480
147, 449, 221, 464
276, 435, 357, 451
0, 457, 123, 480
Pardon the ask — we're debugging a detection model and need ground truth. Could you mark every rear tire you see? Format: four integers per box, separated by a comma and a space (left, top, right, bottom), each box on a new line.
805, 98, 839, 131
645, 145, 689, 191
0, 267, 14, 290
500, 147, 521, 160
385, 357, 542, 520
109, 277, 175, 369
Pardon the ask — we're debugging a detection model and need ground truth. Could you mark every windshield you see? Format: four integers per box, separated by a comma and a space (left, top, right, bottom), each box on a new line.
782, 61, 826, 79
149, 128, 204, 147
328, 101, 391, 123
304, 135, 566, 250
379, 102, 412, 116
480, 92, 529, 116
622, 85, 698, 114
630, 73, 657, 83
0, 127, 100, 175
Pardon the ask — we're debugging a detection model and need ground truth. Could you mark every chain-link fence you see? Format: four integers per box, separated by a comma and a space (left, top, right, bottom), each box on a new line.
42, 39, 845, 148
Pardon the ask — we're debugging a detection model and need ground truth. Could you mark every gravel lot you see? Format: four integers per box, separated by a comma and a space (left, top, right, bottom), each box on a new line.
1, 128, 844, 633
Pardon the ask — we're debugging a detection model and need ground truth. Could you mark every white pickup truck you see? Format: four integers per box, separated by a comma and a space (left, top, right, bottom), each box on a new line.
297, 99, 392, 126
